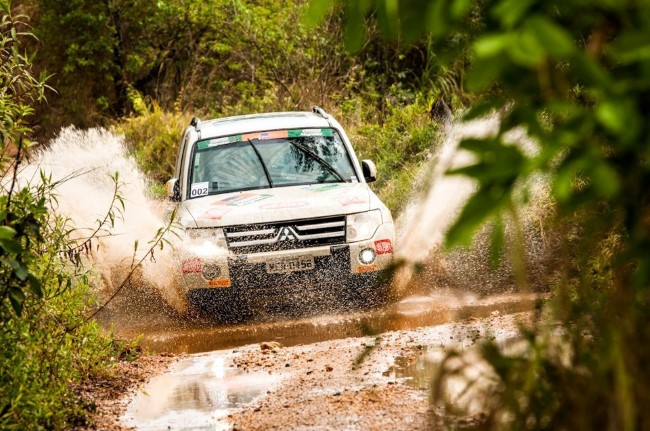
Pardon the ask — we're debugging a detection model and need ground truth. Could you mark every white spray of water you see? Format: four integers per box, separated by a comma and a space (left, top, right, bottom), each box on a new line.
20, 127, 183, 309
394, 116, 498, 269
393, 114, 548, 294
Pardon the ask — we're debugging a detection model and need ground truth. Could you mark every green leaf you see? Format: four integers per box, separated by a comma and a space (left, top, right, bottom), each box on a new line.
508, 27, 546, 67
344, 3, 367, 52
28, 274, 43, 298
0, 238, 22, 254
304, 0, 333, 26
571, 52, 612, 87
451, 138, 526, 182
596, 99, 640, 140
9, 287, 25, 315
553, 156, 586, 203
525, 15, 575, 59
451, 0, 471, 19
8, 259, 29, 281
0, 225, 16, 239
474, 33, 513, 58
492, 0, 533, 28
446, 186, 509, 248
590, 162, 620, 198
610, 30, 650, 64
426, 0, 448, 38
466, 56, 506, 92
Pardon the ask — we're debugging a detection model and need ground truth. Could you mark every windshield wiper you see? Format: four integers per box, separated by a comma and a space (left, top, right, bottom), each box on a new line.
289, 141, 346, 183
248, 139, 274, 188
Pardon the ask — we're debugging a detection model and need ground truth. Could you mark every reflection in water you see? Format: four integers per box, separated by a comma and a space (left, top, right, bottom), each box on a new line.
123, 354, 285, 431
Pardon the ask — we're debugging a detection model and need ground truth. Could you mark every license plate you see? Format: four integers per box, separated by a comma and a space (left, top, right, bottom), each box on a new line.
266, 256, 315, 274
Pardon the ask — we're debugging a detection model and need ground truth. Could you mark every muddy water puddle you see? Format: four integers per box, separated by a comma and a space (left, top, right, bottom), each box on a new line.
383, 354, 439, 390
106, 292, 541, 354
123, 354, 286, 431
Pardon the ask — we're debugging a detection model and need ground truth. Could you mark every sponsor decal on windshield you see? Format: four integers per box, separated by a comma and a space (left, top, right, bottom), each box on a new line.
213, 193, 272, 207
197, 135, 242, 150
288, 128, 333, 137
197, 129, 334, 150
242, 130, 289, 141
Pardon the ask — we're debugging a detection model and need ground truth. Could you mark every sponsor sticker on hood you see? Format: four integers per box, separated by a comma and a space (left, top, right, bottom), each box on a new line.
212, 193, 272, 207
302, 184, 342, 193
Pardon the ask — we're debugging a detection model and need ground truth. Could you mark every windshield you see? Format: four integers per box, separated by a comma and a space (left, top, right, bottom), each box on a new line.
188, 128, 359, 198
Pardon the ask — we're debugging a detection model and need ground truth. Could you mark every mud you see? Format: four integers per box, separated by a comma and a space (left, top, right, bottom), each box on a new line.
121, 310, 533, 431
97, 285, 540, 354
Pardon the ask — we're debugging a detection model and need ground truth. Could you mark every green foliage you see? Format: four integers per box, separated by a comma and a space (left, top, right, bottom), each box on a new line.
27, 0, 448, 136
0, 182, 120, 430
313, 0, 650, 428
1, 3, 49, 316
0, 7, 129, 429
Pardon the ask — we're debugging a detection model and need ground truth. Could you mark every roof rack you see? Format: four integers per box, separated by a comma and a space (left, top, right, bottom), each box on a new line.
190, 117, 201, 130
312, 106, 328, 119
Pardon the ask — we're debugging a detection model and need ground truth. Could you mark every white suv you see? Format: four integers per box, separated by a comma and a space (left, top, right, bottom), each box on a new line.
166, 107, 395, 317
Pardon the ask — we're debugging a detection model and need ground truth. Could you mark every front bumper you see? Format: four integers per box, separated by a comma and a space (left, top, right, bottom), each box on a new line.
178, 222, 394, 292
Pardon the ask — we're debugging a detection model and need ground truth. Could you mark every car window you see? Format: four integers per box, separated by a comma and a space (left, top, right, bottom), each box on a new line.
188, 128, 358, 198
192, 142, 270, 196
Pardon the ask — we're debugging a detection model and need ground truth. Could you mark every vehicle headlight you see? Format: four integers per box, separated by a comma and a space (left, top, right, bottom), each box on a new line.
359, 248, 376, 264
185, 228, 228, 256
346, 209, 382, 242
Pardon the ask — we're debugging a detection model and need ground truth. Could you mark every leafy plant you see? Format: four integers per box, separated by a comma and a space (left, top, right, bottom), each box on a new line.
0, 6, 176, 429
308, 0, 650, 428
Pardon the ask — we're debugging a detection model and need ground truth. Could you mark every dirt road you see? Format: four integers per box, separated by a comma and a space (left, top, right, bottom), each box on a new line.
89, 291, 539, 430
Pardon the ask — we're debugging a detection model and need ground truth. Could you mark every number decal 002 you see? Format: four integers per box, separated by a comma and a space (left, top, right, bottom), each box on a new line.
190, 181, 209, 198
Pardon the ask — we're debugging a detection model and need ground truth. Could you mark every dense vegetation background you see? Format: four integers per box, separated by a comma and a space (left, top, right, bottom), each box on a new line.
2, 0, 649, 429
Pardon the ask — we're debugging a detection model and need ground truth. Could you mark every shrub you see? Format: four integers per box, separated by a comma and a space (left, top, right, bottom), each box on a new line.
1, 6, 127, 428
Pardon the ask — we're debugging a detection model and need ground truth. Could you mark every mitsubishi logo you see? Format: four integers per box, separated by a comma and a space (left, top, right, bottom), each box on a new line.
278, 226, 298, 241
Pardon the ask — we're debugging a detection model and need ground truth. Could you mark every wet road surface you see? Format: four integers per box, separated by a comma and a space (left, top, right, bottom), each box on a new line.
120, 301, 536, 431
97, 286, 541, 354
97, 285, 541, 430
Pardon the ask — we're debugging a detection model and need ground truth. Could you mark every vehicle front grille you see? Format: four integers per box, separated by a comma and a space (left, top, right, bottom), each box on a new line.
223, 216, 346, 254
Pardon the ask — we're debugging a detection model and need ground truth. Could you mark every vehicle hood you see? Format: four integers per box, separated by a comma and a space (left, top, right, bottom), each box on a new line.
178, 183, 373, 228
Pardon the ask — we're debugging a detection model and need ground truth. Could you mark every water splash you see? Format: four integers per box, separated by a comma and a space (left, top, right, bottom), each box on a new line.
392, 115, 556, 296
395, 116, 500, 261
20, 127, 185, 311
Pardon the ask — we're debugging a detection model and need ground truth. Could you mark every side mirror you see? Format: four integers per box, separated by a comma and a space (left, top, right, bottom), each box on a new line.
361, 160, 377, 183
166, 178, 181, 202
